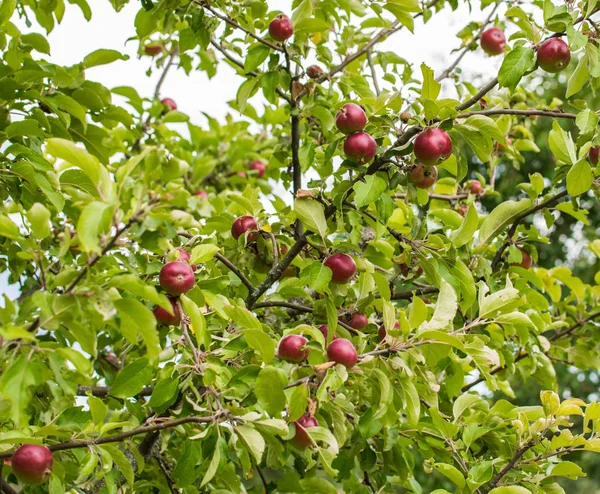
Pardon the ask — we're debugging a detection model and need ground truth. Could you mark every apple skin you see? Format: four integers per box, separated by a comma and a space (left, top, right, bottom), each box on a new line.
411, 164, 438, 189
335, 103, 367, 135
537, 38, 571, 73
11, 444, 54, 485
278, 334, 309, 362
292, 414, 318, 449
318, 324, 338, 342
512, 247, 533, 269
413, 128, 453, 165
153, 297, 181, 326
161, 98, 177, 111
458, 204, 469, 217
469, 180, 484, 195
306, 65, 323, 79
249, 160, 266, 178
348, 312, 368, 330
378, 321, 400, 342
589, 147, 599, 165
343, 132, 377, 163
323, 253, 357, 284
480, 27, 506, 55
176, 247, 191, 263
327, 338, 358, 368
144, 44, 163, 56
269, 14, 294, 42
231, 216, 259, 241
159, 261, 195, 295
193, 190, 208, 198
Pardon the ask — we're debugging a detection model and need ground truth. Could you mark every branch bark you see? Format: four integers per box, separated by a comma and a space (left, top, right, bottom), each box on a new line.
215, 252, 255, 293
481, 439, 536, 493
458, 109, 578, 120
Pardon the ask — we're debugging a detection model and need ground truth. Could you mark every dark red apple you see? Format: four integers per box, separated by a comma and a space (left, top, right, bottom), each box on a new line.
176, 247, 191, 263
159, 261, 195, 295
537, 38, 571, 73
512, 246, 532, 269
144, 44, 163, 56
411, 164, 438, 189
327, 338, 358, 368
335, 103, 367, 135
589, 146, 599, 165
193, 190, 208, 198
413, 128, 452, 165
249, 160, 266, 178
469, 180, 484, 195
278, 334, 309, 362
378, 320, 400, 342
348, 312, 368, 330
323, 253, 357, 284
343, 132, 377, 163
231, 216, 259, 241
153, 297, 181, 326
161, 98, 177, 111
318, 324, 337, 342
292, 414, 318, 449
10, 444, 53, 485
306, 65, 323, 79
480, 27, 506, 56
269, 14, 294, 42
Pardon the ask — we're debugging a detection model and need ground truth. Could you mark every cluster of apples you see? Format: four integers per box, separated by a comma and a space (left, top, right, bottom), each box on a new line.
410, 128, 453, 189
336, 104, 377, 164
7, 444, 54, 485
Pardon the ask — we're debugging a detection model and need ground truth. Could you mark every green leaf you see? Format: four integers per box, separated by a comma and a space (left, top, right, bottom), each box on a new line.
498, 46, 535, 92
236, 78, 260, 113
384, 4, 415, 32
454, 124, 493, 162
224, 305, 262, 331
181, 295, 210, 350
421, 63, 441, 100
566, 54, 589, 98
371, 368, 392, 419
114, 299, 161, 359
462, 115, 506, 145
244, 329, 275, 363
302, 261, 333, 291
244, 44, 270, 72
549, 120, 577, 165
108, 274, 172, 311
20, 33, 50, 54
450, 205, 478, 248
294, 18, 330, 34
488, 488, 532, 494
576, 109, 599, 136
397, 375, 420, 425
83, 49, 128, 68
101, 445, 134, 487
26, 203, 51, 239
288, 383, 308, 422
294, 198, 327, 238
567, 159, 593, 197
88, 395, 107, 425
6, 119, 43, 138
110, 358, 153, 398
201, 438, 221, 486
0, 0, 16, 28
236, 425, 265, 463
0, 215, 23, 240
433, 463, 466, 488
76, 201, 112, 253
354, 175, 388, 209
477, 199, 534, 250
0, 355, 35, 428
190, 243, 220, 263
549, 461, 586, 479
418, 279, 457, 332
148, 378, 179, 413
255, 366, 287, 416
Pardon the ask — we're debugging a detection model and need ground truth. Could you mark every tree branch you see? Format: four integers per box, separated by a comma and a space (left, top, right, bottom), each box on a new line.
482, 439, 536, 493
392, 286, 439, 300
366, 48, 380, 96
395, 192, 468, 202
0, 478, 17, 494
76, 386, 154, 397
215, 252, 255, 293
458, 109, 577, 120
154, 48, 179, 99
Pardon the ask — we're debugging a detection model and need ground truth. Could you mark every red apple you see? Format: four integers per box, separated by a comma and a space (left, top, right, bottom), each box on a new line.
323, 253, 357, 284
249, 160, 266, 178
469, 180, 484, 195
176, 247, 191, 263
306, 65, 323, 79
480, 27, 506, 56
278, 334, 309, 362
144, 44, 163, 56
411, 164, 438, 189
537, 38, 571, 73
153, 297, 181, 326
335, 103, 367, 135
327, 338, 358, 368
10, 444, 53, 485
269, 14, 294, 42
193, 190, 208, 198
378, 320, 400, 342
292, 413, 318, 449
235, 171, 248, 178
318, 324, 337, 342
458, 204, 469, 217
413, 128, 452, 165
512, 246, 533, 269
159, 261, 195, 295
231, 216, 259, 241
348, 312, 368, 330
343, 132, 377, 163
161, 98, 177, 111
589, 146, 599, 165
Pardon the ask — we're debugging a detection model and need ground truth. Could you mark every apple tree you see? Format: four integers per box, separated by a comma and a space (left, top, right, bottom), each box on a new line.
2, 0, 600, 492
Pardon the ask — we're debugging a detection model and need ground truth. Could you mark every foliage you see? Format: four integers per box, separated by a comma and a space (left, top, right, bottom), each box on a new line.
1, 0, 600, 492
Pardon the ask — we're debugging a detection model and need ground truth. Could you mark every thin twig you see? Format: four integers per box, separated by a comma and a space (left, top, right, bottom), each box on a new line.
154, 48, 179, 99
76, 386, 154, 397
482, 439, 536, 493
458, 109, 578, 120
395, 193, 468, 202
215, 252, 255, 292
366, 48, 380, 96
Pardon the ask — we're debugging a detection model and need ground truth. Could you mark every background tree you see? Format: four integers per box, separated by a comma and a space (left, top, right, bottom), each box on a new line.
1, 0, 600, 493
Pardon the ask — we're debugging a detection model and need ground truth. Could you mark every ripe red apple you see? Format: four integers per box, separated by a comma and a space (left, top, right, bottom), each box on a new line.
411, 164, 438, 189
153, 297, 181, 326
292, 414, 318, 449
480, 27, 506, 56
249, 160, 266, 178
335, 103, 367, 135
161, 98, 177, 111
193, 190, 208, 198
269, 14, 294, 42
413, 128, 452, 165
144, 44, 163, 56
278, 334, 309, 362
323, 253, 357, 284
378, 321, 400, 342
348, 312, 368, 330
176, 247, 191, 263
306, 65, 323, 79
512, 246, 532, 269
470, 180, 484, 195
10, 444, 53, 485
231, 216, 259, 241
589, 146, 599, 165
159, 261, 195, 295
327, 338, 358, 368
343, 132, 377, 163
537, 38, 571, 73
318, 324, 337, 342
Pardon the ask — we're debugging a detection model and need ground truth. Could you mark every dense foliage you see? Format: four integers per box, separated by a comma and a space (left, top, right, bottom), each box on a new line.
1, 0, 600, 492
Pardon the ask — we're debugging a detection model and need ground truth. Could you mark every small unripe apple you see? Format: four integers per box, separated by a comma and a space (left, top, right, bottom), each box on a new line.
411, 164, 438, 189
278, 334, 309, 362
414, 128, 452, 165
343, 132, 377, 163
323, 253, 357, 284
193, 190, 208, 198
480, 27, 506, 55
249, 160, 266, 178
400, 111, 411, 122
292, 414, 318, 449
306, 65, 323, 79
327, 338, 358, 368
399, 263, 423, 278
335, 103, 367, 135
318, 324, 337, 342
269, 14, 294, 42
161, 98, 177, 111
348, 312, 368, 330
469, 180, 484, 195
458, 204, 469, 217
536, 38, 571, 73
153, 297, 181, 326
378, 320, 400, 342
159, 261, 195, 295
589, 146, 599, 165
512, 246, 533, 269
144, 44, 163, 56
231, 216, 259, 241
10, 444, 53, 485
